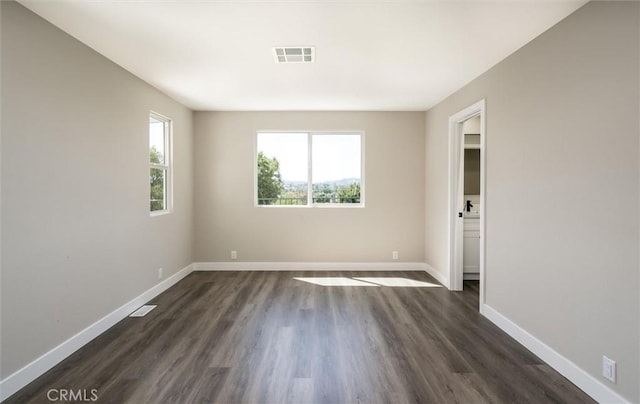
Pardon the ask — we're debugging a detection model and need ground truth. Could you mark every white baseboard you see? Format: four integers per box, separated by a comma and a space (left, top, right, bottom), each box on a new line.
0, 264, 194, 402
424, 262, 449, 288
193, 261, 429, 272
482, 304, 629, 404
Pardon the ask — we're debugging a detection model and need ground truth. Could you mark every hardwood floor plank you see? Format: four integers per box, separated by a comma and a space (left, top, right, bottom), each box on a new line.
5, 272, 595, 404
186, 367, 230, 404
287, 377, 313, 404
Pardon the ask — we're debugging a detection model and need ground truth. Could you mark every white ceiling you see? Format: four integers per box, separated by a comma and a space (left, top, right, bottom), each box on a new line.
19, 0, 586, 111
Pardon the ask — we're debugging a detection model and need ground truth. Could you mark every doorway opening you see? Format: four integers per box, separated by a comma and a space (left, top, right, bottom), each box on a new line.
448, 99, 486, 313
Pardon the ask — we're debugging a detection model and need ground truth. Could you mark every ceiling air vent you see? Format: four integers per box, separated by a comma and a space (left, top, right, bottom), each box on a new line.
273, 47, 314, 63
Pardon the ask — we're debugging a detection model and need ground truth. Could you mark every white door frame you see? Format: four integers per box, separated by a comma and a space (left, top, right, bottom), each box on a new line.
447, 99, 486, 312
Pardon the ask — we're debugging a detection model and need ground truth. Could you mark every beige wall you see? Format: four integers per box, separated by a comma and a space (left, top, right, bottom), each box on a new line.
194, 112, 425, 263
1, 2, 194, 378
425, 2, 639, 401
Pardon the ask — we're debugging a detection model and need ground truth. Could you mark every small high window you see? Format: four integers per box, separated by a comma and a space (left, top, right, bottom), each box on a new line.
149, 113, 172, 214
256, 132, 363, 207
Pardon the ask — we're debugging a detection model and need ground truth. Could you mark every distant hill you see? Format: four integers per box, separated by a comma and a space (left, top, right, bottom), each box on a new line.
284, 178, 359, 187
283, 180, 307, 187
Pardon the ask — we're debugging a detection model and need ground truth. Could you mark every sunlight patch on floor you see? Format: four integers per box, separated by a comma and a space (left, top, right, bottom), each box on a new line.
294, 277, 442, 287
354, 277, 442, 287
293, 277, 380, 287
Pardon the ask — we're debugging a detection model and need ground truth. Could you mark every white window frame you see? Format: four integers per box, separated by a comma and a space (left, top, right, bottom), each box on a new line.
255, 131, 365, 208
149, 111, 173, 216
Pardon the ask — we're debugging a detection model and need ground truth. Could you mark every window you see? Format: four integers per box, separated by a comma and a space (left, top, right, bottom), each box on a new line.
149, 112, 171, 214
256, 132, 363, 207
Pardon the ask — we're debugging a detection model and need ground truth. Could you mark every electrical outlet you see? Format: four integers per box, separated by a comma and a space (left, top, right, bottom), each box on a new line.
602, 356, 616, 383
231, 250, 238, 260
392, 251, 399, 260
158, 268, 163, 279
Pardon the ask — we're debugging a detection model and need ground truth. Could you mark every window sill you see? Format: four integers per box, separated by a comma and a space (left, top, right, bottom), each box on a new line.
150, 210, 172, 217
255, 204, 365, 209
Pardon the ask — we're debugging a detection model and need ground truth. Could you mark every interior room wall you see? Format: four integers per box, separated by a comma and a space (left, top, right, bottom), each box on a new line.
194, 111, 425, 263
462, 116, 480, 134
424, 2, 639, 401
463, 150, 480, 195
1, 2, 194, 379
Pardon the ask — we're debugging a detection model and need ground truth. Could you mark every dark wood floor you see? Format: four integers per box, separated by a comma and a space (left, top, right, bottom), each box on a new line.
6, 271, 594, 404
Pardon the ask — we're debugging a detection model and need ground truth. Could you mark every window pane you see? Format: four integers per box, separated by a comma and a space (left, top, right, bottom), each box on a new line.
150, 118, 165, 164
312, 134, 361, 204
257, 133, 308, 205
150, 168, 165, 211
